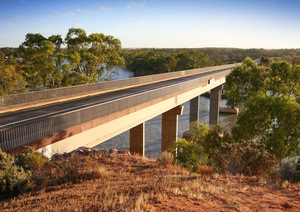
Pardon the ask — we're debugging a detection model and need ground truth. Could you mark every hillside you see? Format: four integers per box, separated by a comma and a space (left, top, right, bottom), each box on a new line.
1, 148, 299, 212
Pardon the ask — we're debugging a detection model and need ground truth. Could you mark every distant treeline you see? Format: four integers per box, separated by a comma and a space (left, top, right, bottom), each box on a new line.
1, 36, 300, 95
121, 48, 300, 76
121, 49, 223, 76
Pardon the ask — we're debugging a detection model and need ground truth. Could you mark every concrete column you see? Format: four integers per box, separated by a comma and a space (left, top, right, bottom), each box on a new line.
161, 105, 184, 152
130, 122, 145, 156
209, 85, 223, 125
190, 96, 200, 127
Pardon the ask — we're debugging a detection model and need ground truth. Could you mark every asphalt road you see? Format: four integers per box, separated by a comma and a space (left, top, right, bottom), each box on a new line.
0, 67, 232, 130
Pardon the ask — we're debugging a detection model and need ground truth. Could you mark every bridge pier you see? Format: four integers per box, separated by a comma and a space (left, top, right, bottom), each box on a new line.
209, 85, 223, 125
161, 105, 184, 152
130, 123, 145, 156
190, 96, 200, 127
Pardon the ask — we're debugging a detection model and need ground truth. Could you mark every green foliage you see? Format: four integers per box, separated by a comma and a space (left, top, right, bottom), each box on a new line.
292, 56, 300, 65
225, 58, 300, 160
169, 138, 207, 172
216, 141, 278, 176
14, 146, 47, 171
123, 49, 218, 77
65, 28, 125, 83
202, 125, 234, 162
0, 51, 26, 95
232, 95, 300, 160
296, 159, 300, 182
267, 62, 300, 97
0, 149, 31, 198
260, 57, 270, 67
0, 149, 14, 170
280, 161, 297, 183
190, 121, 210, 142
169, 123, 231, 172
225, 57, 267, 107
16, 28, 125, 91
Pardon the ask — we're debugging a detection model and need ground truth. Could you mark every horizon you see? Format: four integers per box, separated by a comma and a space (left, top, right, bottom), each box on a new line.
1, 0, 300, 49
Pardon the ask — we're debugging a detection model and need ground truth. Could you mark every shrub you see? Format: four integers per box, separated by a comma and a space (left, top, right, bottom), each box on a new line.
14, 146, 47, 170
158, 151, 174, 168
169, 138, 207, 172
216, 141, 278, 176
0, 149, 31, 198
33, 156, 106, 188
196, 165, 214, 175
280, 161, 297, 183
0, 149, 14, 170
296, 159, 300, 182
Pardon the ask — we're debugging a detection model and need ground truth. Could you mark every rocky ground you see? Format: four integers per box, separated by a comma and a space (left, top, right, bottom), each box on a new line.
1, 147, 299, 211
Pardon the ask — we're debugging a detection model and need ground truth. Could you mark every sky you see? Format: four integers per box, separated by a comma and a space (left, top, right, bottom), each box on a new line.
0, 0, 300, 49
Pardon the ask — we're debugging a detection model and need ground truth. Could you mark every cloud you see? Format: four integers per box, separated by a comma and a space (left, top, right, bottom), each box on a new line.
73, 23, 82, 27
162, 14, 172, 18
138, 20, 146, 24
99, 6, 112, 11
5, 14, 24, 19
126, 2, 144, 8
46, 24, 54, 28
40, 24, 54, 29
76, 9, 92, 14
50, 11, 75, 17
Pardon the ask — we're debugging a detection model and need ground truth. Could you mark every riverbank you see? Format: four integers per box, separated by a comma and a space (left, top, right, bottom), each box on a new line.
1, 147, 299, 211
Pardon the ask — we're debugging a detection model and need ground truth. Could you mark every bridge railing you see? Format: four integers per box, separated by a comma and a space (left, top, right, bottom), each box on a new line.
0, 69, 232, 151
0, 64, 238, 108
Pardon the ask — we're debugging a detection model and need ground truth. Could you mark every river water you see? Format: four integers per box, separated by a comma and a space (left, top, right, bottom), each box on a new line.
96, 68, 237, 158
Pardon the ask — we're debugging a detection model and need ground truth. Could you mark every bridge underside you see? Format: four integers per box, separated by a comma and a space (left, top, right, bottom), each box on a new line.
8, 76, 225, 157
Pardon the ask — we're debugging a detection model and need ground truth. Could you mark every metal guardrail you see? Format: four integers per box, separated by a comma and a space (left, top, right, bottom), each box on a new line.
0, 64, 237, 108
0, 68, 232, 151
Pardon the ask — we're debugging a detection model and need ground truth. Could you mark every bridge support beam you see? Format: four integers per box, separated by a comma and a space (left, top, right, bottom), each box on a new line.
190, 96, 200, 128
130, 122, 145, 156
209, 85, 223, 125
161, 105, 184, 152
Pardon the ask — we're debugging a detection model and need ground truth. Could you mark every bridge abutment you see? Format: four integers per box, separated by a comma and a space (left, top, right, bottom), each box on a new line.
161, 105, 184, 152
130, 123, 145, 156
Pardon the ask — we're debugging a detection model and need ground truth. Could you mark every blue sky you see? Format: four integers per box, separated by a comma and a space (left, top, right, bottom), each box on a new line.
1, 0, 300, 48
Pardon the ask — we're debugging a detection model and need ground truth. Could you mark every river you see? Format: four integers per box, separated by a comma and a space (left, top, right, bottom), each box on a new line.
96, 68, 237, 158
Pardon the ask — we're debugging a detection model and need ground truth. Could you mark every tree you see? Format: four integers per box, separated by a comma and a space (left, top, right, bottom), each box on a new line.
18, 34, 64, 90
225, 57, 267, 107
17, 28, 125, 89
226, 58, 300, 160
65, 28, 125, 83
0, 51, 26, 95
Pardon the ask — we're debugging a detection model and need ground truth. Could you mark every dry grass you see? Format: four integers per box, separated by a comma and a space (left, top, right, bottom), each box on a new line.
196, 165, 214, 176
157, 151, 174, 168
1, 150, 299, 212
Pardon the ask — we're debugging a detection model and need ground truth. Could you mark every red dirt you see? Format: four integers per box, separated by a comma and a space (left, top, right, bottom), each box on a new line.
1, 149, 299, 211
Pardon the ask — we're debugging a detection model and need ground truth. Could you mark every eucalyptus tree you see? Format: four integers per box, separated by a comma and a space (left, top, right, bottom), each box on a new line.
18, 33, 66, 90
65, 28, 125, 84
18, 28, 125, 89
225, 58, 300, 160
0, 51, 26, 95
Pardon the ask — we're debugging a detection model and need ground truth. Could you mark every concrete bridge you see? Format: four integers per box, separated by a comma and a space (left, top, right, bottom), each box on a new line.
0, 63, 239, 157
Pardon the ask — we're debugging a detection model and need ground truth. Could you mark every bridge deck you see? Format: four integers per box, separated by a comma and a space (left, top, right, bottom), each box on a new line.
0, 64, 237, 152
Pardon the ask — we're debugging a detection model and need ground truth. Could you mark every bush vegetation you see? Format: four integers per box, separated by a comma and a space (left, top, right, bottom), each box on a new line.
0, 149, 31, 199
168, 58, 298, 181
169, 123, 279, 178
14, 146, 46, 170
